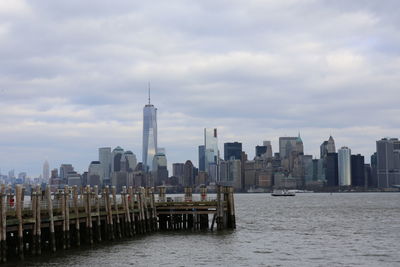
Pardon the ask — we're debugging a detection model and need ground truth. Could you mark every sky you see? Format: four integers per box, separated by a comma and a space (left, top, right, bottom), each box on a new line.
0, 0, 399, 177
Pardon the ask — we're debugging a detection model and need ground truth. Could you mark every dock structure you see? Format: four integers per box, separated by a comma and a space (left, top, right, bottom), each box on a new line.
0, 184, 235, 262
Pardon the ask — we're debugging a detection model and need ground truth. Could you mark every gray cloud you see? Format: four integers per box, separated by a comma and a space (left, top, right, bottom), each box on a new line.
0, 0, 399, 176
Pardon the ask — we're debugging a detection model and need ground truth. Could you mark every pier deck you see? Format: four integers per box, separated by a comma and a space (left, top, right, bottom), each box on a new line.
0, 184, 235, 262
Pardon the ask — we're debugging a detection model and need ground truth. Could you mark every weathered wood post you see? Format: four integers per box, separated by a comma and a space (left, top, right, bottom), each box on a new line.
31, 189, 37, 255
144, 188, 151, 232
46, 185, 56, 253
137, 188, 144, 233
227, 187, 236, 229
128, 186, 136, 235
94, 186, 102, 242
150, 187, 157, 231
64, 186, 70, 248
216, 185, 223, 230
105, 186, 114, 240
61, 189, 66, 250
122, 187, 132, 237
111, 186, 121, 239
15, 185, 24, 260
72, 186, 80, 247
85, 186, 93, 245
35, 185, 41, 255
0, 185, 7, 262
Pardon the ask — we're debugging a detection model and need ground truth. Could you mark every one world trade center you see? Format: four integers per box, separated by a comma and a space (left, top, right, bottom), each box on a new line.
142, 88, 158, 172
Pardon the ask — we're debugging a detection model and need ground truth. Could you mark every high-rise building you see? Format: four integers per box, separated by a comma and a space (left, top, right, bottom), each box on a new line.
204, 128, 219, 181
320, 136, 336, 158
152, 148, 168, 186
279, 134, 303, 159
376, 138, 400, 188
124, 151, 137, 171
338, 147, 352, 186
183, 160, 194, 187
99, 147, 112, 181
351, 154, 365, 187
112, 146, 124, 172
198, 145, 205, 171
224, 142, 242, 161
173, 163, 185, 185
326, 153, 338, 186
43, 160, 50, 181
142, 90, 157, 172
370, 152, 378, 187
263, 141, 273, 159
88, 161, 102, 186
60, 164, 74, 180
255, 146, 267, 158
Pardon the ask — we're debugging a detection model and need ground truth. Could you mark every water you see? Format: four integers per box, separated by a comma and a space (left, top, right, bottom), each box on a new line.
15, 193, 400, 266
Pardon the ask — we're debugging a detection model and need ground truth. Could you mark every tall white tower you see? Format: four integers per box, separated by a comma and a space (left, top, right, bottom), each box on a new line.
142, 86, 158, 172
338, 146, 352, 186
43, 160, 50, 181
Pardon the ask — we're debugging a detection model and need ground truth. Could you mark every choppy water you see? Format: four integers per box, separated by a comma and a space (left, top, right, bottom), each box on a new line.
14, 193, 400, 267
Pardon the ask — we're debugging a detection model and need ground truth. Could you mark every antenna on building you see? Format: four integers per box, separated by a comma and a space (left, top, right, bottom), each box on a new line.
148, 81, 151, 104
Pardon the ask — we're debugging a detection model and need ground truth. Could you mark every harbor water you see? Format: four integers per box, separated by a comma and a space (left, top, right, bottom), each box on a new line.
16, 193, 400, 266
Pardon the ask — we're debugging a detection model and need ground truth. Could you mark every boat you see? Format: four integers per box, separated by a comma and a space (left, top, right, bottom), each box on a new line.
271, 189, 296, 196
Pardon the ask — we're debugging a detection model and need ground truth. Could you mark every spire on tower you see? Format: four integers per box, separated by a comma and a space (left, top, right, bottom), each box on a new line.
148, 81, 151, 105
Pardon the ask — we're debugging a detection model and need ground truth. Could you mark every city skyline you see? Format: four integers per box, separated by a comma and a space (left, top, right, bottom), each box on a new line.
1, 1, 400, 176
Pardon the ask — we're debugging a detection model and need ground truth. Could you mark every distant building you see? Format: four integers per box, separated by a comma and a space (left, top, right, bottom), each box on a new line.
60, 164, 74, 180
152, 148, 168, 186
99, 147, 112, 181
43, 160, 50, 181
142, 92, 158, 172
204, 128, 219, 180
320, 136, 336, 158
173, 163, 185, 185
224, 142, 242, 161
338, 147, 352, 186
326, 153, 338, 187
351, 154, 365, 187
198, 145, 205, 172
263, 141, 273, 159
376, 138, 400, 188
183, 160, 194, 187
88, 161, 102, 186
255, 146, 267, 158
112, 146, 124, 172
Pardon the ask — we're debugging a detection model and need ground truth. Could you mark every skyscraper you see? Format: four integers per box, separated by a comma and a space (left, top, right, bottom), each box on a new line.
204, 128, 219, 181
263, 141, 273, 159
43, 160, 50, 181
351, 154, 365, 187
320, 136, 336, 158
338, 147, 352, 186
198, 145, 205, 171
142, 89, 158, 172
99, 147, 112, 182
224, 142, 242, 161
376, 138, 400, 188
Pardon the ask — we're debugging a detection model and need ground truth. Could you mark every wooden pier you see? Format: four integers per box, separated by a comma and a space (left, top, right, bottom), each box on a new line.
0, 184, 235, 263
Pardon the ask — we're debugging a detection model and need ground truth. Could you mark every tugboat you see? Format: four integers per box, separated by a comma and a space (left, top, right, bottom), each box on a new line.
271, 189, 296, 197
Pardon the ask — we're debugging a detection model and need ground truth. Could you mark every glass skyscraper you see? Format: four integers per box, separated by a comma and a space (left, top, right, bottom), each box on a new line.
142, 95, 158, 172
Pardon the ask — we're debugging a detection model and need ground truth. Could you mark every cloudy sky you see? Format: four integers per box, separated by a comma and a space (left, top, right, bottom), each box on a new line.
0, 0, 399, 177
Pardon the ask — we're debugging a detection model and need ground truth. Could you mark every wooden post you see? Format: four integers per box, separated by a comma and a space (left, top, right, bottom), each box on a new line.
0, 185, 6, 262
105, 186, 114, 240
150, 187, 157, 231
31, 190, 37, 255
15, 185, 24, 260
122, 187, 132, 237
35, 185, 41, 255
72, 186, 80, 247
112, 186, 121, 239
46, 185, 56, 253
138, 188, 145, 233
128, 186, 136, 235
94, 186, 101, 242
85, 186, 93, 245
61, 189, 66, 250
228, 187, 236, 229
216, 185, 223, 230
64, 186, 70, 248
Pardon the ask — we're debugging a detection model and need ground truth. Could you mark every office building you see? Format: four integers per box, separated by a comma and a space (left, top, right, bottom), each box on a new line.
351, 154, 365, 187
376, 138, 400, 188
224, 142, 242, 161
99, 147, 112, 181
43, 160, 50, 181
142, 90, 158, 172
320, 136, 336, 158
198, 145, 205, 171
338, 147, 352, 186
326, 153, 338, 186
